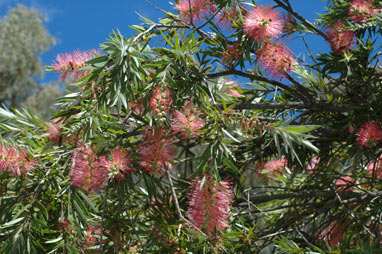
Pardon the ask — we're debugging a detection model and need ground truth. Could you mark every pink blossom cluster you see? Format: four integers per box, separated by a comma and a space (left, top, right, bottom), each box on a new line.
218, 6, 239, 29
70, 145, 133, 191
52, 49, 102, 82
367, 155, 382, 179
129, 98, 145, 115
263, 156, 287, 176
242, 5, 295, 79
256, 43, 295, 80
0, 144, 35, 177
150, 85, 172, 121
47, 118, 75, 145
222, 42, 243, 66
95, 148, 133, 182
186, 175, 233, 238
138, 128, 176, 174
326, 22, 355, 53
243, 6, 283, 42
171, 101, 205, 138
175, 0, 215, 23
356, 121, 382, 147
335, 176, 354, 191
223, 80, 242, 98
348, 0, 378, 22
70, 144, 108, 192
306, 157, 320, 174
83, 225, 102, 254
283, 13, 298, 35
319, 220, 349, 246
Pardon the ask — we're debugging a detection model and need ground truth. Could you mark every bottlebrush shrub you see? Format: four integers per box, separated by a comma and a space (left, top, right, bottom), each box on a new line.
1, 0, 382, 253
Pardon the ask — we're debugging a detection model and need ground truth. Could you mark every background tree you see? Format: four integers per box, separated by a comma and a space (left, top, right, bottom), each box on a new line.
0, 4, 56, 110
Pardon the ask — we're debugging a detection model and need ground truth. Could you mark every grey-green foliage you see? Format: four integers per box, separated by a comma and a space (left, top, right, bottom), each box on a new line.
21, 82, 63, 120
0, 5, 55, 107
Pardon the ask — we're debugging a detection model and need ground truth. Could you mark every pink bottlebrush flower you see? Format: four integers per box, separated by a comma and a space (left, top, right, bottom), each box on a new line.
306, 157, 320, 174
326, 22, 355, 53
335, 176, 354, 191
367, 155, 382, 179
95, 148, 133, 182
283, 13, 298, 34
138, 128, 176, 174
171, 101, 205, 138
0, 145, 35, 177
83, 224, 104, 253
150, 85, 172, 120
222, 42, 242, 66
69, 144, 107, 192
256, 42, 295, 79
243, 6, 283, 42
319, 220, 349, 246
349, 0, 374, 22
263, 156, 287, 176
175, 0, 215, 23
223, 80, 242, 98
356, 121, 382, 147
47, 122, 61, 144
58, 218, 70, 233
187, 175, 233, 238
52, 49, 102, 82
47, 118, 77, 145
129, 98, 145, 115
217, 6, 239, 29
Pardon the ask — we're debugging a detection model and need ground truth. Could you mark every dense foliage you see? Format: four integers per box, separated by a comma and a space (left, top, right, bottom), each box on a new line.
0, 0, 382, 253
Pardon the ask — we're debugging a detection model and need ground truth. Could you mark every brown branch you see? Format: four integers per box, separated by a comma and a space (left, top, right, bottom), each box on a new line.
243, 190, 381, 205
206, 69, 308, 102
220, 102, 350, 112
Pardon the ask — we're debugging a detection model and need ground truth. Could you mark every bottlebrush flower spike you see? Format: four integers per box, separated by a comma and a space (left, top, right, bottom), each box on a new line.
243, 6, 283, 42
306, 157, 320, 174
171, 101, 205, 138
367, 155, 382, 179
326, 22, 355, 53
349, 0, 373, 22
138, 128, 176, 174
256, 42, 295, 79
222, 43, 242, 66
335, 176, 354, 191
187, 175, 233, 238
0, 144, 35, 177
217, 6, 239, 29
283, 13, 298, 34
47, 121, 61, 144
69, 144, 107, 192
319, 220, 349, 246
223, 80, 242, 98
150, 85, 172, 121
263, 156, 287, 176
356, 121, 382, 147
52, 49, 102, 82
95, 148, 133, 182
175, 0, 215, 23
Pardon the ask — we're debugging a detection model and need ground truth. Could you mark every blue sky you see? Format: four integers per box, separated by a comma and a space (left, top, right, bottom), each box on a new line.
0, 0, 330, 82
